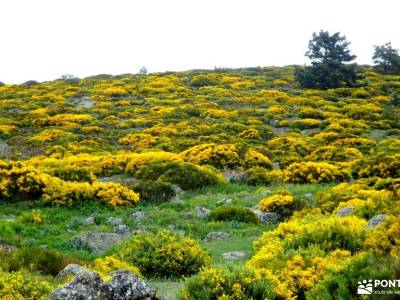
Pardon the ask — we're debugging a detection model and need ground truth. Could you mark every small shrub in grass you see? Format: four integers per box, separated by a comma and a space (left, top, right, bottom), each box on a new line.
209, 205, 259, 224
0, 268, 56, 299
178, 265, 275, 300
119, 230, 210, 278
258, 190, 304, 217
132, 180, 175, 202
3, 246, 72, 276
245, 167, 271, 186
17, 209, 44, 224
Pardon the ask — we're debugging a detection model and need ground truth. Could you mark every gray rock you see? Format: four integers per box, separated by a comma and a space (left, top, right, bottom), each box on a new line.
252, 209, 280, 223
167, 224, 186, 236
49, 268, 102, 300
100, 270, 158, 300
83, 217, 95, 225
336, 206, 355, 217
0, 142, 11, 159
50, 269, 158, 300
217, 198, 232, 206
56, 264, 86, 281
367, 214, 388, 229
70, 232, 126, 253
223, 169, 247, 183
195, 206, 211, 219
112, 225, 130, 235
107, 217, 123, 226
71, 97, 94, 109
223, 251, 246, 260
204, 231, 231, 241
130, 212, 146, 222
171, 184, 184, 202
272, 162, 281, 170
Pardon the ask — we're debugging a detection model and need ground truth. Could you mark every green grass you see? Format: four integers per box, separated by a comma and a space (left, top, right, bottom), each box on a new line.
0, 183, 334, 298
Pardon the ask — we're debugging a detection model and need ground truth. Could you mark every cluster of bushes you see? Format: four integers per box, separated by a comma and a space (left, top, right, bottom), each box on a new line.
119, 230, 210, 278
0, 163, 140, 207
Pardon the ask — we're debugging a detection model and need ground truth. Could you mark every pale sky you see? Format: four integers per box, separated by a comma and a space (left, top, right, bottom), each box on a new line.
0, 0, 399, 83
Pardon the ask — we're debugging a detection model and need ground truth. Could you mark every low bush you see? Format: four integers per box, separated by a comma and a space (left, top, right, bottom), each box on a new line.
258, 190, 303, 216
132, 180, 175, 202
244, 167, 271, 186
17, 209, 44, 224
0, 246, 72, 276
90, 255, 141, 278
52, 165, 96, 183
119, 230, 210, 278
135, 162, 225, 190
0, 268, 55, 299
180, 143, 241, 169
352, 154, 400, 179
284, 161, 350, 183
179, 265, 275, 300
209, 205, 259, 224
243, 150, 272, 169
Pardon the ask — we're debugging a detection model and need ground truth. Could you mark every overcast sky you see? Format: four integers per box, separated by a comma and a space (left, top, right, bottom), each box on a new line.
0, 0, 399, 83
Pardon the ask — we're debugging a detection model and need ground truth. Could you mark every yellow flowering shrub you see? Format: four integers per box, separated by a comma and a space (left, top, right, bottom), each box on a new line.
181, 143, 241, 168
0, 124, 16, 136
179, 266, 275, 300
364, 216, 400, 259
243, 150, 272, 169
93, 182, 140, 206
118, 133, 158, 150
41, 177, 139, 207
0, 269, 55, 300
258, 193, 298, 216
352, 154, 400, 179
33, 113, 94, 127
0, 164, 48, 201
90, 256, 141, 279
316, 182, 394, 213
290, 118, 323, 129
120, 230, 210, 278
125, 151, 183, 174
17, 209, 44, 224
284, 161, 350, 183
29, 129, 75, 143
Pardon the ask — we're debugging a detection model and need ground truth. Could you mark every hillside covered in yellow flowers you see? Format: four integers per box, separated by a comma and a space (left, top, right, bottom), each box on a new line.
0, 66, 399, 299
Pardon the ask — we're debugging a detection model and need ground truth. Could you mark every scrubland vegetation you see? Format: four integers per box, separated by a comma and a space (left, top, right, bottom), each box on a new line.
0, 32, 399, 299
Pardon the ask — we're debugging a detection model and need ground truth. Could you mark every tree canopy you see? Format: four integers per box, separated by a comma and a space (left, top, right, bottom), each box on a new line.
373, 42, 400, 75
296, 30, 357, 90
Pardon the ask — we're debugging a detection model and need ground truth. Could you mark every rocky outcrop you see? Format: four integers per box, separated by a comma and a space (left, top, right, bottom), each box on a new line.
195, 206, 211, 219
252, 209, 280, 223
70, 232, 128, 253
223, 251, 246, 260
336, 206, 355, 217
55, 264, 86, 281
130, 212, 146, 222
367, 214, 388, 228
100, 270, 158, 300
50, 268, 158, 300
204, 231, 231, 241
